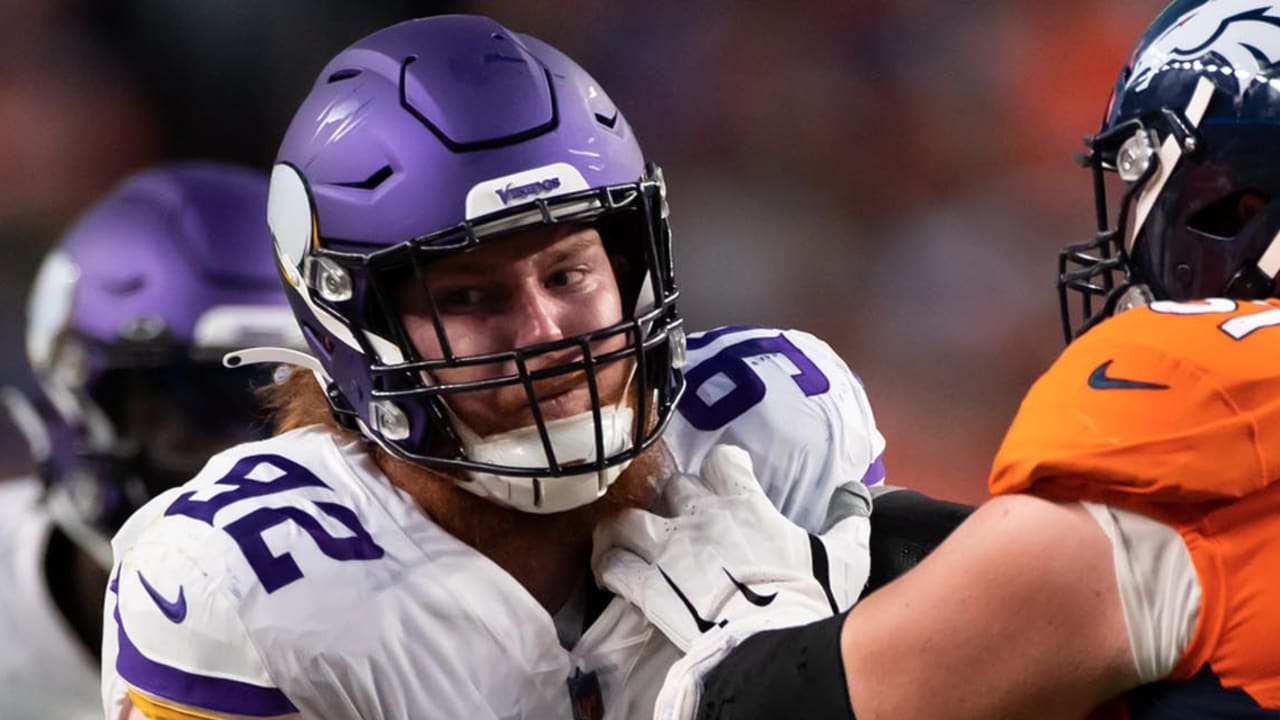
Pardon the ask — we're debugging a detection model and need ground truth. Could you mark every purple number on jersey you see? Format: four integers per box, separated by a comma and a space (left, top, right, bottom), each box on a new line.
678, 330, 830, 431
166, 454, 384, 592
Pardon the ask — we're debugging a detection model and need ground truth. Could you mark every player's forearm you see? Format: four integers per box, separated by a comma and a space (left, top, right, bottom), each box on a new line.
840, 497, 1137, 720
698, 495, 1139, 720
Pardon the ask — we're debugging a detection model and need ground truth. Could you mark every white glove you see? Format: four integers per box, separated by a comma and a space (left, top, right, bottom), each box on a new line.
591, 445, 871, 718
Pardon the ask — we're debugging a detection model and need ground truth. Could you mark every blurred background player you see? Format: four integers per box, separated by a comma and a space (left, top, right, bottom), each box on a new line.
598, 0, 1280, 717
100, 15, 884, 720
0, 162, 302, 720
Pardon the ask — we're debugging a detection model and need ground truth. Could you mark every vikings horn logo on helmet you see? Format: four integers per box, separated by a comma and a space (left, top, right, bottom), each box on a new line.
1129, 2, 1280, 93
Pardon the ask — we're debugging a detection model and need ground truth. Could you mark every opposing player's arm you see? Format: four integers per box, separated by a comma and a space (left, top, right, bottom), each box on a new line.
692, 493, 1138, 720
840, 493, 1137, 719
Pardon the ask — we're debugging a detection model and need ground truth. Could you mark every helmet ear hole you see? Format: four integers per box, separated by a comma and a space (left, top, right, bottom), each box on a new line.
1187, 190, 1270, 239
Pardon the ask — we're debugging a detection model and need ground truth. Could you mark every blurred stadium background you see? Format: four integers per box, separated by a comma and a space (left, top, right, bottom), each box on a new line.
0, 0, 1168, 502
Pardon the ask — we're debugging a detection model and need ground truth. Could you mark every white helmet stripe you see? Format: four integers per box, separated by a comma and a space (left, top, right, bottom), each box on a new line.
1257, 225, 1280, 279
1126, 76, 1216, 254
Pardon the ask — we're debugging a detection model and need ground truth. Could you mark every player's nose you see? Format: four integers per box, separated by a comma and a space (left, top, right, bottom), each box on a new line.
509, 283, 566, 351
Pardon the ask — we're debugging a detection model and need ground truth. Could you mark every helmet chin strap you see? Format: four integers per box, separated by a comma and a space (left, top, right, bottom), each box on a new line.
447, 364, 640, 514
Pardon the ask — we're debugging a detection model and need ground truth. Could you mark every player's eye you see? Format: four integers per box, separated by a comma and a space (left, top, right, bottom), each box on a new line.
434, 286, 488, 313
546, 268, 588, 290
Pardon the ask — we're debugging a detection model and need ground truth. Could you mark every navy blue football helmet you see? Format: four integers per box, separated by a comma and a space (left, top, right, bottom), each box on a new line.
1060, 0, 1280, 341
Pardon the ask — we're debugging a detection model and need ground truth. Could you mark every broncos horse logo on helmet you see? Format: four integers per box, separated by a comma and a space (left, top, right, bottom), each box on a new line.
1128, 2, 1280, 93
1059, 0, 1280, 341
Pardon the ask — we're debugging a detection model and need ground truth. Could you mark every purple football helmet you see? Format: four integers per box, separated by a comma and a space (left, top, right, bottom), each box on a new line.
1059, 0, 1280, 341
11, 162, 301, 567
266, 15, 684, 513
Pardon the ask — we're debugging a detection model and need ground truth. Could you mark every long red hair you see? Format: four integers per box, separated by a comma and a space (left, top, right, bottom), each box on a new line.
259, 365, 344, 435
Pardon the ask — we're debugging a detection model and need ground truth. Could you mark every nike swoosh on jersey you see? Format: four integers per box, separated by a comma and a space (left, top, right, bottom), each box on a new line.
137, 571, 188, 624
723, 569, 777, 607
1088, 360, 1171, 391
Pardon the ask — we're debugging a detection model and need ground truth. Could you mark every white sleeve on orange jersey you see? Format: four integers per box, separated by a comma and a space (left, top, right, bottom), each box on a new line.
1079, 501, 1201, 683
664, 326, 885, 532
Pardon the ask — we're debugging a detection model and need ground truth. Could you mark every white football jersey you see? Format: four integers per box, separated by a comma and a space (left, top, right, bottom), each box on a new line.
102, 327, 884, 719
665, 326, 885, 531
0, 477, 101, 720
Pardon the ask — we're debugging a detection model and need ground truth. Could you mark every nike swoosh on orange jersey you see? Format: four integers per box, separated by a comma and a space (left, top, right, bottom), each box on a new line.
1087, 360, 1170, 391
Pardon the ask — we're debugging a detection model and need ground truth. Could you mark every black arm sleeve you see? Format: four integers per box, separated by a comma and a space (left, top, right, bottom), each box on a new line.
697, 612, 855, 720
863, 487, 975, 597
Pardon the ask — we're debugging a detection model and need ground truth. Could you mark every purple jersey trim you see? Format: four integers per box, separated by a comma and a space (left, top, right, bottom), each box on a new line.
860, 455, 886, 486
115, 605, 298, 716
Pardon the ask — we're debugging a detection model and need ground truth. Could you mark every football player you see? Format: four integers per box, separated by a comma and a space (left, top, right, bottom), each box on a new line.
0, 162, 302, 720
599, 1, 1280, 717
100, 15, 886, 720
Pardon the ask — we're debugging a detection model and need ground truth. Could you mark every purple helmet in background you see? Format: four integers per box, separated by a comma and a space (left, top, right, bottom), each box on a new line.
267, 14, 684, 513
10, 162, 302, 567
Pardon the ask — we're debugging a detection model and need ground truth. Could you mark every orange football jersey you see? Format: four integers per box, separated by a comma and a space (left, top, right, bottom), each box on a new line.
990, 299, 1280, 715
